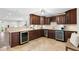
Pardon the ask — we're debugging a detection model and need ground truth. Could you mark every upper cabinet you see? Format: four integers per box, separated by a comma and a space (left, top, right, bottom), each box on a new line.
30, 8, 77, 25
30, 14, 50, 25
30, 14, 40, 25
50, 16, 56, 22
50, 8, 77, 24
56, 15, 65, 24
43, 17, 50, 25
50, 15, 65, 24
40, 16, 50, 25
41, 16, 54, 25
65, 8, 77, 24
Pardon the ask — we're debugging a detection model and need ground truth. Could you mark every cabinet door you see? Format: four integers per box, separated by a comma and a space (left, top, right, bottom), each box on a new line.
40, 16, 50, 25
40, 29, 44, 37
59, 15, 65, 24
56, 15, 65, 24
36, 30, 44, 37
30, 14, 40, 25
48, 30, 55, 39
65, 11, 71, 24
10, 32, 20, 47
30, 14, 36, 24
64, 31, 76, 42
65, 8, 77, 24
70, 9, 77, 24
56, 16, 60, 24
44, 17, 50, 25
29, 30, 35, 41
35, 16, 40, 24
50, 16, 56, 22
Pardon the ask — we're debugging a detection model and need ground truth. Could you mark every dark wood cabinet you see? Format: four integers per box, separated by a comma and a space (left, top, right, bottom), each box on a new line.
10, 32, 20, 47
65, 11, 70, 24
50, 16, 56, 22
64, 31, 76, 42
65, 8, 77, 24
28, 30, 35, 40
30, 14, 40, 25
30, 9, 77, 25
49, 8, 77, 24
40, 29, 44, 37
30, 16, 51, 25
29, 29, 44, 41
44, 17, 50, 25
48, 30, 55, 39
9, 30, 77, 47
56, 15, 65, 24
41, 16, 50, 25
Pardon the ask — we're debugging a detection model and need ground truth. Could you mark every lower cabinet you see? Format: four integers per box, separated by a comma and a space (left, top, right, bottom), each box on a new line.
48, 30, 77, 42
29, 30, 56, 40
40, 29, 44, 37
64, 31, 76, 42
9, 30, 77, 47
29, 29, 44, 41
10, 32, 20, 47
48, 30, 55, 39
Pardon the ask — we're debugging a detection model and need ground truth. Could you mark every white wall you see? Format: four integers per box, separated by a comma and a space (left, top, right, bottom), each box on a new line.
77, 8, 79, 33
26, 15, 30, 26
0, 32, 9, 49
0, 20, 27, 30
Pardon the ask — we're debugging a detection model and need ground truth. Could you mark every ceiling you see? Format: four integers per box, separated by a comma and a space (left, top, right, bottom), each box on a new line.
0, 8, 72, 21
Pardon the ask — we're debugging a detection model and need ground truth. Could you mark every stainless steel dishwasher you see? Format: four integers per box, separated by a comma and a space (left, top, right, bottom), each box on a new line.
55, 30, 64, 41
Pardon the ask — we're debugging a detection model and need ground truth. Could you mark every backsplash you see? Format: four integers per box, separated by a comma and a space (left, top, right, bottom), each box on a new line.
7, 23, 77, 32
29, 23, 77, 31
64, 25, 77, 31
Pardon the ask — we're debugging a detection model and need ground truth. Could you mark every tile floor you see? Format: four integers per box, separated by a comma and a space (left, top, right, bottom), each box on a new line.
7, 37, 66, 51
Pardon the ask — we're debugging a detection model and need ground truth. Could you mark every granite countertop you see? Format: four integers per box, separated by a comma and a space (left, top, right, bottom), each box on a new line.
7, 27, 77, 33
8, 29, 77, 33
43, 28, 77, 31
8, 28, 42, 33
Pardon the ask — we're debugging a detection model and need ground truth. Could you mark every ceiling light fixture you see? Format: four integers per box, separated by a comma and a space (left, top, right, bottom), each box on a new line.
41, 9, 45, 16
